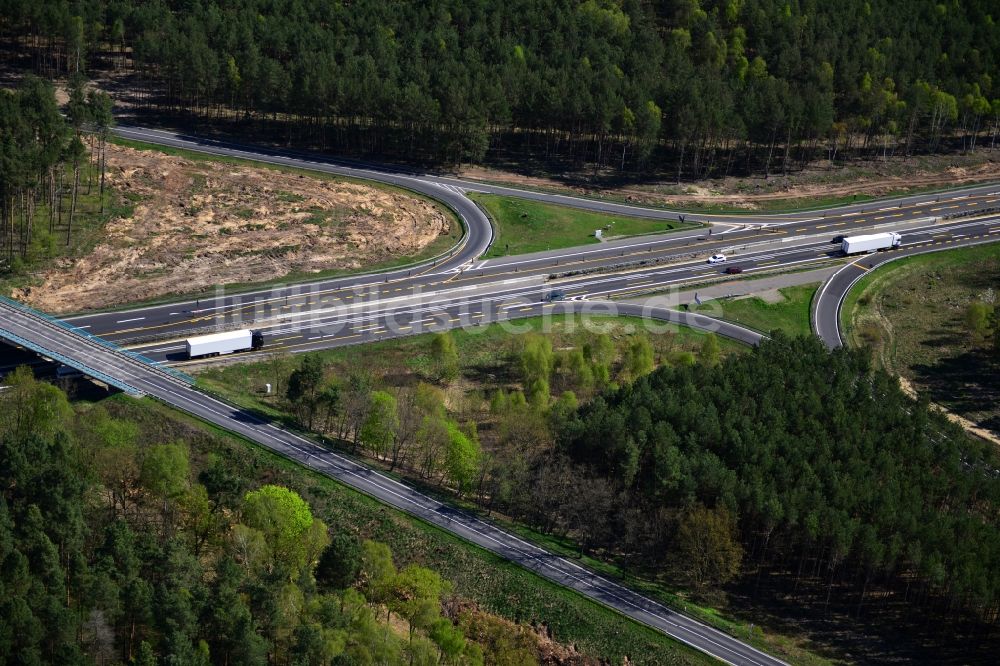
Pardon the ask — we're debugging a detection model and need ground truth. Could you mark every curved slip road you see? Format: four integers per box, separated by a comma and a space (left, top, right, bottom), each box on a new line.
116, 125, 1000, 226
79, 215, 995, 366
813, 216, 1000, 348
87, 125, 1000, 351
16, 123, 999, 664
59, 124, 1000, 357
124, 294, 765, 368
111, 127, 494, 270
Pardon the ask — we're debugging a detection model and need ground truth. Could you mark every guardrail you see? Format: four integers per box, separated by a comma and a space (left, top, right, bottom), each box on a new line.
721, 217, 939, 255
0, 327, 145, 396
0, 296, 194, 385
812, 219, 1000, 348
945, 206, 1000, 220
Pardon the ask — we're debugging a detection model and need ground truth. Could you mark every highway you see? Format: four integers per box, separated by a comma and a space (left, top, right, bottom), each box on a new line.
114, 125, 1000, 228
78, 126, 1000, 353
0, 296, 777, 666
813, 218, 1000, 347
73, 215, 1000, 366
4, 124, 1000, 665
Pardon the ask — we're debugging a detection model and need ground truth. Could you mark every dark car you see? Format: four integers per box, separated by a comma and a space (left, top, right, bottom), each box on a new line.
724, 266, 743, 274
544, 289, 566, 302
831, 235, 846, 244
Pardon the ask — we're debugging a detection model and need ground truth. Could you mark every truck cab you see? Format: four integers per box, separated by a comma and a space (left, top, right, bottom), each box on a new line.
251, 330, 265, 350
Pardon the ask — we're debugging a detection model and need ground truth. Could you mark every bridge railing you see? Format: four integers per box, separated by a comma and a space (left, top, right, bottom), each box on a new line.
0, 296, 194, 385
0, 327, 145, 396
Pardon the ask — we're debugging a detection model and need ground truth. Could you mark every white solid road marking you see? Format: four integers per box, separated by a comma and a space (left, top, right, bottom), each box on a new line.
239, 399, 779, 666
115, 316, 146, 324
52, 125, 979, 665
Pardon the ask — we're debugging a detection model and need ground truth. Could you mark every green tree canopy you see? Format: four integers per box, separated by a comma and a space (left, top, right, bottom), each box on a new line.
242, 484, 329, 573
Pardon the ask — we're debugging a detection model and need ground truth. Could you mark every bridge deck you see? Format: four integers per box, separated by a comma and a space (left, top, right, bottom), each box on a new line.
0, 297, 192, 394
0, 294, 784, 666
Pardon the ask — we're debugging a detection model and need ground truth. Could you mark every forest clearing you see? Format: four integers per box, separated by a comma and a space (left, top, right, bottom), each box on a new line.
12, 143, 454, 313
458, 152, 1000, 213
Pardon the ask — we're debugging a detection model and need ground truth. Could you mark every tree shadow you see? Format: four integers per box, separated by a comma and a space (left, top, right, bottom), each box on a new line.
725, 566, 1000, 665
918, 329, 967, 350
912, 350, 999, 430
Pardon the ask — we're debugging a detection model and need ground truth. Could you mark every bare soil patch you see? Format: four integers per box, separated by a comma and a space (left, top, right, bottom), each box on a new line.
13, 144, 451, 312
460, 153, 1000, 210
897, 376, 1000, 447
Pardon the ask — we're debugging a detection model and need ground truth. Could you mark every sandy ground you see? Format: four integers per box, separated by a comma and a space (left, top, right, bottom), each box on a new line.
897, 376, 1000, 446
15, 144, 450, 312
459, 155, 1000, 209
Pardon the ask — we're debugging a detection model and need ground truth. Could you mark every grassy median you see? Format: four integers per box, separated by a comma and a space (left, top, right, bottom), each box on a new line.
688, 283, 820, 338
470, 193, 702, 257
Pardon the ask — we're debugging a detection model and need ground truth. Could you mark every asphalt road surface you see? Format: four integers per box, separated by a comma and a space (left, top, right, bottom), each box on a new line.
115, 125, 1000, 226
87, 126, 1000, 351
68, 215, 999, 368
812, 216, 1000, 347
5, 124, 1000, 665
0, 297, 779, 666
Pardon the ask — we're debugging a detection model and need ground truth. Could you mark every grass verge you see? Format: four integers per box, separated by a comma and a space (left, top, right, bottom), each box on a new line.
842, 242, 1000, 433
495, 522, 831, 666
189, 315, 836, 664
463, 173, 999, 215
103, 393, 715, 665
469, 193, 701, 257
688, 284, 820, 338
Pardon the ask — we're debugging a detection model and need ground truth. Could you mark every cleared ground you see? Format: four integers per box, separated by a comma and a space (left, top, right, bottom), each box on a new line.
13, 142, 456, 313
843, 243, 1000, 438
461, 151, 1000, 213
469, 193, 700, 257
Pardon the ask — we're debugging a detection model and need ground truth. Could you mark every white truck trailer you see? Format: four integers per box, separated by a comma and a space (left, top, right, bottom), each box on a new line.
185, 329, 263, 359
841, 232, 902, 255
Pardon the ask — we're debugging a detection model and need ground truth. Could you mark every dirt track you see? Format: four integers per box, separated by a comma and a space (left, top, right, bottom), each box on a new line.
14, 144, 451, 313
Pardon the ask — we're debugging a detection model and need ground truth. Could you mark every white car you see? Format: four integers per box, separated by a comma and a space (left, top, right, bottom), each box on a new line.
707, 253, 727, 264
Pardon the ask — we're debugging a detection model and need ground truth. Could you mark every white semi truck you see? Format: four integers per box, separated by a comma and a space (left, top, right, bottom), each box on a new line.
841, 232, 902, 255
185, 329, 263, 359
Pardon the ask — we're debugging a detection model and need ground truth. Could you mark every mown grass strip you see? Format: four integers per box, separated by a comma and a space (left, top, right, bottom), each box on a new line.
470, 193, 702, 257
689, 284, 820, 338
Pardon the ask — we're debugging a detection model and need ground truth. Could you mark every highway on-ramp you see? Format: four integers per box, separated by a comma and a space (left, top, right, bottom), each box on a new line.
86, 125, 1000, 352
813, 217, 1000, 348
66, 216, 1000, 367
114, 125, 1000, 227
6, 124, 1000, 665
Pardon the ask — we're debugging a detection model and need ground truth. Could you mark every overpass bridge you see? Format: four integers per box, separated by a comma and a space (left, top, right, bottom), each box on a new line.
0, 296, 192, 395
0, 293, 784, 666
